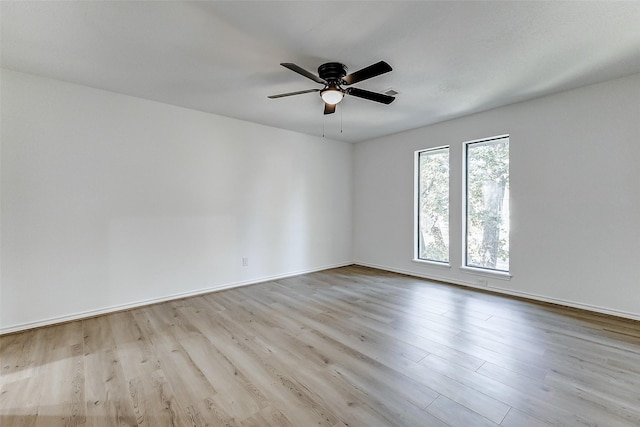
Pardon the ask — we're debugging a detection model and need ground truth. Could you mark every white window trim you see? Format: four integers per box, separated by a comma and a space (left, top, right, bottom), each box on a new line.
414, 145, 450, 264
462, 134, 511, 275
460, 265, 512, 280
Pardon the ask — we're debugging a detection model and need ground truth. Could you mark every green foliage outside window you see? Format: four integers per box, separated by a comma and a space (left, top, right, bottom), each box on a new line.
466, 138, 509, 271
418, 148, 449, 263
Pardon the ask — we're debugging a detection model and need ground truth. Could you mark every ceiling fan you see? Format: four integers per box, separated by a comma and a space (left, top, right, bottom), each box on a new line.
268, 61, 395, 115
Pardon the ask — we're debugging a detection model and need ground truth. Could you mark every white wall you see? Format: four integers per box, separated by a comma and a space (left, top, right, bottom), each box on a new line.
1, 70, 353, 333
3, 70, 638, 333
354, 73, 640, 319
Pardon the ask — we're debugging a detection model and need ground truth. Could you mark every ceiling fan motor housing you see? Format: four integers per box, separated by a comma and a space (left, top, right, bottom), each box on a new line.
318, 62, 348, 84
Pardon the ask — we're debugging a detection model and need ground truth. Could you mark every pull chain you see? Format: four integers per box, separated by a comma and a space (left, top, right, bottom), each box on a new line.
322, 103, 343, 138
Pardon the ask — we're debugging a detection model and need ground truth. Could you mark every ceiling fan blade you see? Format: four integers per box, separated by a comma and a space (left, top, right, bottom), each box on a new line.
346, 87, 395, 104
324, 103, 336, 115
342, 61, 392, 85
281, 63, 326, 84
268, 88, 320, 99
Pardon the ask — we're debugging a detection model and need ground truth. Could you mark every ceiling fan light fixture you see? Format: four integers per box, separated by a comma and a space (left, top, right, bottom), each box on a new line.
321, 87, 343, 105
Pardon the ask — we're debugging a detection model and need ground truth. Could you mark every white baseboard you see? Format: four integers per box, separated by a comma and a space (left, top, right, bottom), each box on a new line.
354, 261, 640, 322
4, 260, 637, 335
0, 262, 353, 335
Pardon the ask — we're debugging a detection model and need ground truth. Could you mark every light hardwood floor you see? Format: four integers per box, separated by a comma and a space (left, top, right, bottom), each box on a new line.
2, 265, 640, 426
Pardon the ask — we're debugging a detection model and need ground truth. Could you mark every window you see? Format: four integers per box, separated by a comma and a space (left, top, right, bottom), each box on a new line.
416, 147, 449, 263
465, 135, 510, 272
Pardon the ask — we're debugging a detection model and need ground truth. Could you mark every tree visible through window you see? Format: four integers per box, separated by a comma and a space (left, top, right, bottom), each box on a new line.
417, 147, 449, 263
465, 136, 509, 272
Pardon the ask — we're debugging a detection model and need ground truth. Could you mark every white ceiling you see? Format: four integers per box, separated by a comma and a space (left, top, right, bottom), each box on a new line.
2, 1, 640, 143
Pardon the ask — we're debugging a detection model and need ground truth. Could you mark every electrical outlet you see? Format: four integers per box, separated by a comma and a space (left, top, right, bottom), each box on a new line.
476, 278, 488, 287
242, 257, 249, 267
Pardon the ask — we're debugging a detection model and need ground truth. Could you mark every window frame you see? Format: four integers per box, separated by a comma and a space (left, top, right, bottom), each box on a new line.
414, 145, 451, 266
462, 134, 511, 276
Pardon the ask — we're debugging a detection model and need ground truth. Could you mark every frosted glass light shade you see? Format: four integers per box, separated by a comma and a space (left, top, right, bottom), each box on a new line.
321, 89, 343, 105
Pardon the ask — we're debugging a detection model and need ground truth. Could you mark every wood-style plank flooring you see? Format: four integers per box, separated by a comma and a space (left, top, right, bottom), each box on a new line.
2, 265, 640, 426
